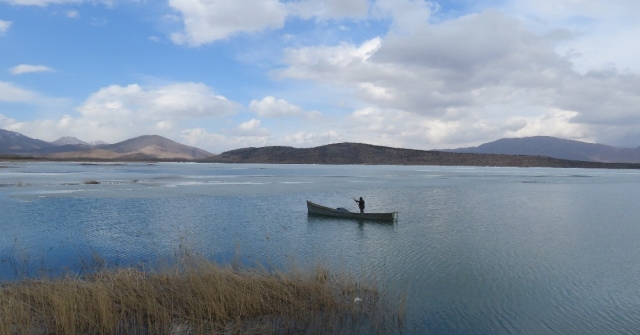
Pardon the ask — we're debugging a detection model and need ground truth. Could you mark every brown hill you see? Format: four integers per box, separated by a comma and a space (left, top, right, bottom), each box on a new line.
202, 142, 640, 169
51, 136, 90, 146
46, 135, 212, 161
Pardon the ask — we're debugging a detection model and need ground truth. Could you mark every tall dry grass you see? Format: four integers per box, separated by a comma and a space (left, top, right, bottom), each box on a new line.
0, 256, 400, 334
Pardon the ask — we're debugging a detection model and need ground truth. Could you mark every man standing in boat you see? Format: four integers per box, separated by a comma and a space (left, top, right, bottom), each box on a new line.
354, 197, 365, 213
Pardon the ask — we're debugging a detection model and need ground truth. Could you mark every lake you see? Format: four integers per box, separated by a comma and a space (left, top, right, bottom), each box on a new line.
1, 162, 640, 334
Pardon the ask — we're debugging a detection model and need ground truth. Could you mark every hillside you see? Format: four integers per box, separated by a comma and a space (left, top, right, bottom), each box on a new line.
5, 128, 640, 167
201, 142, 640, 169
0, 129, 55, 153
0, 130, 212, 161
52, 136, 89, 146
452, 136, 640, 163
46, 135, 212, 160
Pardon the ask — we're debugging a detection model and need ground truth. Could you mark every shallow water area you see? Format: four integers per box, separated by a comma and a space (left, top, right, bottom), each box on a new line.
2, 162, 640, 334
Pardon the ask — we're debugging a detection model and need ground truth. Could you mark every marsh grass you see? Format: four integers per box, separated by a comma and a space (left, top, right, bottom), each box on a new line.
0, 255, 401, 334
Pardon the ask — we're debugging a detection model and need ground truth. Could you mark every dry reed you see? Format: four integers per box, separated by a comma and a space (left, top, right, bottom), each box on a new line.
0, 256, 398, 334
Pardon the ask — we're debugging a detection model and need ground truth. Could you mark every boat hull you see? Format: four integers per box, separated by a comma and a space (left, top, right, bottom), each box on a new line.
307, 201, 396, 221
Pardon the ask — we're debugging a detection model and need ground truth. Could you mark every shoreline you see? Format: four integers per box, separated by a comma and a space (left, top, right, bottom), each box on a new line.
3, 154, 640, 169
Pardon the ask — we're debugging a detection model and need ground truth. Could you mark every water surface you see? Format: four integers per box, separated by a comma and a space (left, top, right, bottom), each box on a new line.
1, 162, 640, 334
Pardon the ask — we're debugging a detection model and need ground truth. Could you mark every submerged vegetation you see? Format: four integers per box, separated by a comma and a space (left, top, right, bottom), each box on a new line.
0, 256, 401, 334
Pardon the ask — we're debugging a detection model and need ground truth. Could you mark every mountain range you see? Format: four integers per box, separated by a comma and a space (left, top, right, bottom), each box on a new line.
451, 136, 640, 163
202, 142, 640, 168
0, 129, 211, 160
51, 136, 108, 147
2, 128, 640, 167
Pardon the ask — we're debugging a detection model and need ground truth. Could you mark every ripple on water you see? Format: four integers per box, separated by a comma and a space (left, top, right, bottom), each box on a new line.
3, 164, 640, 334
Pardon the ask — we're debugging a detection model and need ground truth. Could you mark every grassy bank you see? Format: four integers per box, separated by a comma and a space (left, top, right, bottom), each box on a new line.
0, 257, 400, 334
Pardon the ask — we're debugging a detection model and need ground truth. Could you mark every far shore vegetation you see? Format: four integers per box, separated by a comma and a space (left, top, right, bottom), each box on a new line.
0, 254, 402, 334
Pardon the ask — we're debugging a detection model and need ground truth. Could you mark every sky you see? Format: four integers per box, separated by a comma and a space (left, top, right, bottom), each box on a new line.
2, 0, 640, 153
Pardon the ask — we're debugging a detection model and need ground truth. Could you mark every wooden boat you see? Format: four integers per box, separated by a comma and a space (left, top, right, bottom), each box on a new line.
307, 200, 397, 221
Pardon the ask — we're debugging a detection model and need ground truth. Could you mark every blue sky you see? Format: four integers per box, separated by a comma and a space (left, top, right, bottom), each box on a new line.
2, 0, 640, 153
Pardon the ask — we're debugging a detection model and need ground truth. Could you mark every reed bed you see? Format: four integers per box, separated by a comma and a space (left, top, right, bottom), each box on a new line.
0, 257, 399, 334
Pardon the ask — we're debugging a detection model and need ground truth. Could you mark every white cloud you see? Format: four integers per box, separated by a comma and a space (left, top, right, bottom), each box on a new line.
0, 113, 17, 128
180, 126, 345, 153
0, 81, 40, 102
505, 0, 640, 74
372, 0, 437, 33
78, 82, 240, 120
3, 82, 242, 144
287, 0, 370, 20
277, 8, 640, 148
510, 0, 640, 21
162, 0, 640, 147
66, 10, 79, 18
507, 108, 589, 140
181, 127, 270, 153
7, 116, 88, 142
168, 0, 287, 46
236, 118, 269, 136
249, 96, 321, 118
167, 0, 436, 47
4, 0, 640, 151
9, 64, 55, 75
0, 20, 11, 35
282, 130, 342, 147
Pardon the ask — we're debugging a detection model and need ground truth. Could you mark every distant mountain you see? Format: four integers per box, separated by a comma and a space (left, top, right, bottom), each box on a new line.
4, 129, 640, 167
52, 137, 108, 147
45, 135, 212, 160
0, 129, 54, 153
52, 136, 89, 146
201, 142, 640, 169
0, 130, 212, 161
451, 136, 640, 163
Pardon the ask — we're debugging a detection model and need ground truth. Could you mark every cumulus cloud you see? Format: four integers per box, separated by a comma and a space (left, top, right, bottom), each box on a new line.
510, 0, 640, 21
286, 0, 370, 20
3, 82, 242, 144
180, 126, 345, 153
78, 82, 240, 120
168, 0, 287, 46
554, 70, 640, 125
0, 20, 11, 35
167, 0, 433, 47
507, 108, 589, 140
6, 115, 94, 143
282, 11, 571, 115
0, 113, 17, 128
277, 8, 640, 148
5, 0, 640, 151
9, 64, 55, 75
181, 127, 270, 153
372, 0, 437, 33
249, 96, 321, 118
507, 0, 640, 74
0, 81, 41, 102
235, 118, 269, 136
160, 0, 640, 147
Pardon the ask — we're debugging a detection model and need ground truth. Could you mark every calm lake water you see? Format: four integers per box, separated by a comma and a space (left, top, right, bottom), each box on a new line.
1, 162, 640, 334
